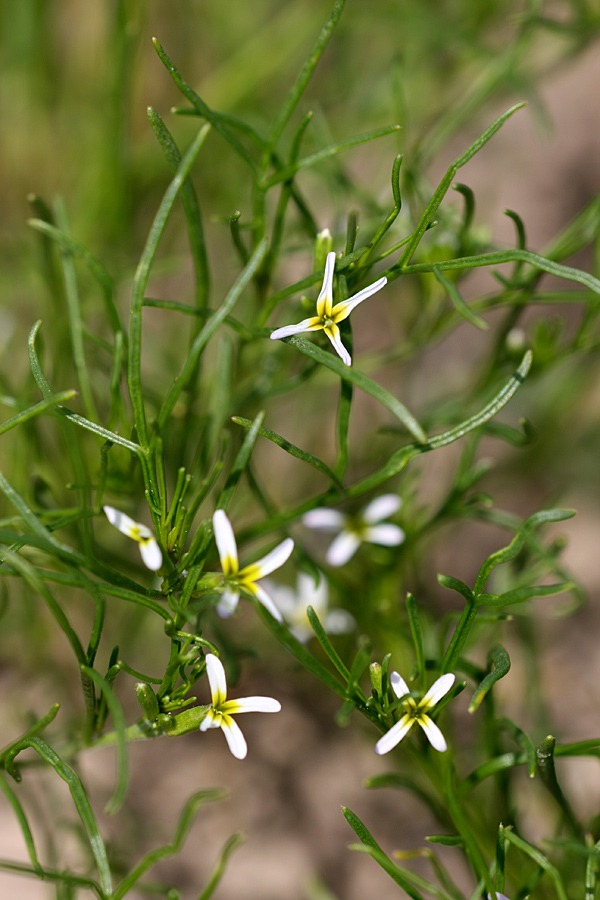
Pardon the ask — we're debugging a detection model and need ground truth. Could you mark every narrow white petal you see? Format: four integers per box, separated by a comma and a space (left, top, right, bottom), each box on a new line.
263, 581, 297, 618
363, 524, 405, 547
302, 509, 346, 532
220, 716, 248, 759
418, 715, 447, 752
216, 587, 239, 618
103, 506, 138, 538
270, 319, 322, 340
198, 709, 218, 732
290, 624, 313, 643
139, 538, 163, 571
252, 584, 284, 622
324, 609, 355, 634
250, 537, 294, 578
421, 673, 455, 709
225, 696, 281, 714
324, 325, 351, 367
316, 251, 336, 317
390, 671, 410, 699
362, 494, 402, 524
297, 571, 328, 609
487, 894, 511, 900
205, 654, 227, 706
212, 510, 238, 575
326, 531, 361, 566
332, 275, 387, 320
375, 715, 413, 755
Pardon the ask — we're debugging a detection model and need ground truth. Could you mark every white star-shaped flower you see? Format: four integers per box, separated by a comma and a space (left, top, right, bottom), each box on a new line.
267, 571, 354, 643
302, 494, 404, 567
103, 505, 162, 571
270, 251, 387, 366
212, 509, 293, 621
375, 671, 455, 755
199, 654, 281, 759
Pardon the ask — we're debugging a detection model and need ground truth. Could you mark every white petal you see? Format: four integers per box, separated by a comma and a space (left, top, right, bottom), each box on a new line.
375, 714, 413, 755
332, 275, 387, 320
104, 506, 140, 538
487, 894, 511, 900
263, 581, 297, 618
198, 709, 218, 732
316, 251, 336, 317
220, 716, 248, 759
290, 624, 313, 643
212, 510, 239, 575
252, 584, 284, 622
390, 671, 410, 699
205, 654, 227, 706
324, 325, 351, 367
302, 509, 346, 532
297, 571, 328, 610
138, 537, 162, 571
362, 494, 402, 524
326, 531, 361, 566
217, 587, 239, 618
324, 609, 355, 634
418, 715, 447, 752
225, 696, 281, 714
421, 673, 455, 709
270, 319, 322, 340
250, 537, 294, 578
363, 524, 405, 547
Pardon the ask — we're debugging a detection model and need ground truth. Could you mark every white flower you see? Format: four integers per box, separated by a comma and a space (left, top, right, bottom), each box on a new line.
103, 505, 162, 571
267, 571, 354, 643
270, 251, 387, 366
199, 654, 281, 759
487, 894, 511, 900
302, 494, 404, 566
375, 671, 455, 755
212, 509, 293, 621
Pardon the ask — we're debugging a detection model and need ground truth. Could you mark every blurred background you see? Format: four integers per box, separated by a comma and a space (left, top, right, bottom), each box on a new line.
2, 1, 600, 898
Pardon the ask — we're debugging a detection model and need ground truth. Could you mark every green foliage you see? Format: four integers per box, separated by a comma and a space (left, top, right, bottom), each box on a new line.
2, 0, 600, 897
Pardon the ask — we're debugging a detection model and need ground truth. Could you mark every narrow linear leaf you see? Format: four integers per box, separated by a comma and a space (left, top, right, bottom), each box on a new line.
155, 237, 268, 433
266, 0, 347, 151
307, 606, 351, 682
484, 581, 574, 607
365, 774, 448, 825
196, 832, 245, 900
468, 644, 511, 714
395, 104, 525, 268
396, 249, 600, 297
80, 667, 128, 815
343, 807, 426, 900
406, 593, 425, 684
0, 859, 102, 897
216, 411, 265, 512
287, 336, 427, 443
27, 219, 122, 335
459, 752, 529, 796
474, 507, 575, 595
255, 603, 346, 699
147, 108, 209, 310
112, 789, 227, 900
128, 122, 211, 448
502, 829, 568, 900
232, 416, 344, 489
433, 266, 487, 330
0, 772, 43, 877
428, 350, 532, 450
263, 125, 401, 188
152, 37, 255, 171
7, 738, 112, 896
497, 717, 536, 778
0, 391, 76, 436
